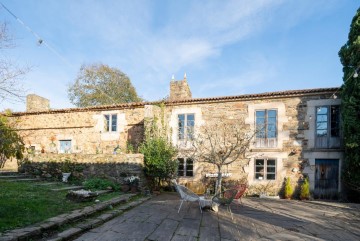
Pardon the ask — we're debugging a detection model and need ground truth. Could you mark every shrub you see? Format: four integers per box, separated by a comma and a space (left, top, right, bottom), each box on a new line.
83, 178, 118, 191
284, 177, 293, 199
139, 136, 178, 190
300, 177, 310, 200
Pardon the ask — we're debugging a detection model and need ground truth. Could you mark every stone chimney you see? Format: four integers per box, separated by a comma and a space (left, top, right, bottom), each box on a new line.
169, 73, 192, 101
26, 94, 50, 112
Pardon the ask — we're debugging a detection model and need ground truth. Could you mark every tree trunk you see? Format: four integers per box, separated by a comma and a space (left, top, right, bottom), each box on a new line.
216, 167, 222, 195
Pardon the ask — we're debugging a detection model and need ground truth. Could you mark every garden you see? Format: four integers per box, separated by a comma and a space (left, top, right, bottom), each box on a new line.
0, 178, 127, 233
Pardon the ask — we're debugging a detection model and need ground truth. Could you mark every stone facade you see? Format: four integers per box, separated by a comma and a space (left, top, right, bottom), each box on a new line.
12, 106, 144, 155
4, 81, 343, 198
169, 76, 192, 101
26, 94, 50, 112
19, 153, 145, 186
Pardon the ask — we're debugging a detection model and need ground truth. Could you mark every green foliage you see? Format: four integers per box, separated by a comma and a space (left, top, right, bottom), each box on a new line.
61, 158, 73, 173
338, 7, 360, 189
126, 141, 135, 153
0, 114, 24, 168
0, 180, 120, 232
140, 107, 178, 190
83, 178, 118, 191
300, 178, 310, 200
284, 178, 293, 199
139, 136, 178, 189
68, 63, 142, 107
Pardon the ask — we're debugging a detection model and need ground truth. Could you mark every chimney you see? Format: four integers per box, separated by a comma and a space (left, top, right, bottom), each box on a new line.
26, 94, 50, 112
169, 73, 192, 101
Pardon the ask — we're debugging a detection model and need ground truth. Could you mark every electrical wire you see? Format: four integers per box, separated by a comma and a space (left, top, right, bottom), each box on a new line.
0, 2, 117, 104
0, 1, 72, 67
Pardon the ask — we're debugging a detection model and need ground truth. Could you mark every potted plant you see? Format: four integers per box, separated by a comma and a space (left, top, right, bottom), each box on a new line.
49, 136, 57, 153
61, 159, 72, 182
284, 177, 293, 199
124, 176, 140, 193
300, 177, 310, 200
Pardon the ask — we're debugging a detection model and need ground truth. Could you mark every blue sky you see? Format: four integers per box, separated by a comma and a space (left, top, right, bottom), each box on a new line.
0, 0, 358, 112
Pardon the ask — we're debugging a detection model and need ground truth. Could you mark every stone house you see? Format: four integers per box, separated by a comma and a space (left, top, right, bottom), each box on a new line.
5, 76, 343, 197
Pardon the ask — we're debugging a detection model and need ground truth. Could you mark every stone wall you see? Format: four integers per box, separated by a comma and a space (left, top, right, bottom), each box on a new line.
164, 92, 339, 196
19, 153, 146, 186
8, 86, 342, 197
26, 94, 50, 112
169, 78, 192, 101
11, 107, 144, 157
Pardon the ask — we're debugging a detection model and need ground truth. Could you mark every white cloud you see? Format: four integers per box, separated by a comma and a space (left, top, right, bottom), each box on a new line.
0, 0, 346, 110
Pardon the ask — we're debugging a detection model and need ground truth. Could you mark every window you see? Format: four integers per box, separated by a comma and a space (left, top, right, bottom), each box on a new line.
104, 114, 117, 132
255, 110, 277, 148
178, 114, 195, 140
59, 140, 72, 154
316, 106, 340, 148
178, 158, 194, 177
255, 159, 276, 180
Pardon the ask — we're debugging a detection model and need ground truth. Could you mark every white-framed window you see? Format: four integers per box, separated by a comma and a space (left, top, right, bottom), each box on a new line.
178, 157, 194, 177
104, 114, 117, 132
178, 114, 195, 140
255, 109, 277, 148
59, 140, 72, 154
255, 159, 276, 180
315, 105, 340, 148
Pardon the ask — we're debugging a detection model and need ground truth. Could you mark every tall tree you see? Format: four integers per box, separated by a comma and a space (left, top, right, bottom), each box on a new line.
0, 112, 24, 168
338, 7, 360, 191
182, 119, 256, 194
68, 63, 142, 107
0, 23, 28, 104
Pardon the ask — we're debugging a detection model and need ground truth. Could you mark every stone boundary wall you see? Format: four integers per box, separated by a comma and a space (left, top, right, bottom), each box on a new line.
19, 153, 146, 187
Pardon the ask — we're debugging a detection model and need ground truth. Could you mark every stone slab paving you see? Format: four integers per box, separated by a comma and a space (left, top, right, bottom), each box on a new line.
73, 193, 360, 241
50, 185, 84, 191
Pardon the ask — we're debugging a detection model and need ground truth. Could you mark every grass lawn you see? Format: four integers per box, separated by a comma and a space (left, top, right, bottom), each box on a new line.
0, 180, 121, 233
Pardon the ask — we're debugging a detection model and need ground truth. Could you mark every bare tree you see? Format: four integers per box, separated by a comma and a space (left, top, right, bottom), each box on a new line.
181, 119, 257, 194
0, 23, 28, 104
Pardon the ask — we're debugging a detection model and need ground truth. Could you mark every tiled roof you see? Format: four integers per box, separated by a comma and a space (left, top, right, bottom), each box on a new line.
10, 87, 339, 116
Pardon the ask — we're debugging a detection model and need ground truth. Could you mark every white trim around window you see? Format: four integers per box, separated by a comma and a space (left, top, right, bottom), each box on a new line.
255, 158, 277, 180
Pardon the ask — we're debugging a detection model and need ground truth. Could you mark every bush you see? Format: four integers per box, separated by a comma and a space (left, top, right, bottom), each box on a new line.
284, 177, 293, 199
83, 178, 118, 191
300, 177, 310, 200
139, 136, 178, 190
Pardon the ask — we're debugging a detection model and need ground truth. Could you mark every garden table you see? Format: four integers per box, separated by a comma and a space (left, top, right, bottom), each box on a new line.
199, 196, 212, 208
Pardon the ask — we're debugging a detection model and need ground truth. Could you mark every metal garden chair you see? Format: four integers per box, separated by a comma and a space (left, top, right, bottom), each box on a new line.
212, 189, 238, 219
174, 184, 202, 213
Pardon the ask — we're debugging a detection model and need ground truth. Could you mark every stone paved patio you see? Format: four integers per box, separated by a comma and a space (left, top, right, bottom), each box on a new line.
74, 193, 360, 241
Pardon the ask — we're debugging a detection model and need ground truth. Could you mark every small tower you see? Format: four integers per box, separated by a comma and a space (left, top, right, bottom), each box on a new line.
169, 73, 192, 101
26, 94, 50, 112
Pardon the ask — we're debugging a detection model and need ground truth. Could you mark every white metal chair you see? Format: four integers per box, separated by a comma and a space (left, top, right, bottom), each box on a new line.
174, 183, 202, 213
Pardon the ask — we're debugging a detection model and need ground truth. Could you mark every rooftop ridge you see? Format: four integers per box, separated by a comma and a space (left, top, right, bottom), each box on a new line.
8, 87, 340, 116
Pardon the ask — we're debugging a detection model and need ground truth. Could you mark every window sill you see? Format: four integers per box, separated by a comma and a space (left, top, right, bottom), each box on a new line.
254, 179, 277, 182
251, 148, 282, 152
304, 148, 344, 152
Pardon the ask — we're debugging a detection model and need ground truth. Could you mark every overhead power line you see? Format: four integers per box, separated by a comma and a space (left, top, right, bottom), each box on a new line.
0, 1, 72, 67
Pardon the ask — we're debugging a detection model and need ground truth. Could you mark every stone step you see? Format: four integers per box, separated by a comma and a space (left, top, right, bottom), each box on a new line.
8, 178, 42, 182
0, 171, 19, 176
0, 175, 32, 179
50, 186, 85, 192
35, 182, 59, 186
46, 196, 151, 241
0, 193, 149, 241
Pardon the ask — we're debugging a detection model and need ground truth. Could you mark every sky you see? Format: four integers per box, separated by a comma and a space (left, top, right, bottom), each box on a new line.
0, 0, 358, 112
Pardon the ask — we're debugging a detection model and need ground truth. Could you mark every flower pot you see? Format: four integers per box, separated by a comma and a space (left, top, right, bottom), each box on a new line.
62, 172, 71, 182
130, 186, 138, 193
121, 184, 130, 192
